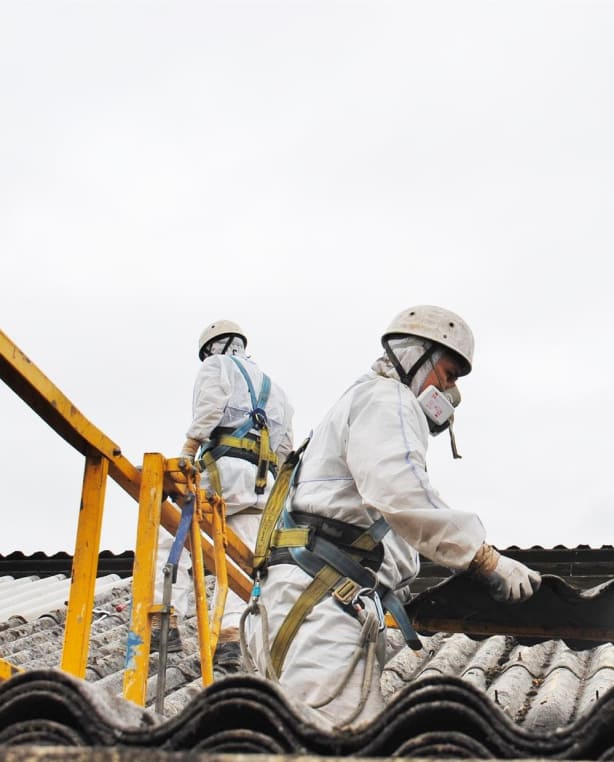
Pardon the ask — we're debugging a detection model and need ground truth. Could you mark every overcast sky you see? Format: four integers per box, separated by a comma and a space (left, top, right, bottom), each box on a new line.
1, 2, 613, 556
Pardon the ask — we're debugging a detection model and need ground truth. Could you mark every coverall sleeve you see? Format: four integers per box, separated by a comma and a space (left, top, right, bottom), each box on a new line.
276, 425, 294, 468
346, 381, 486, 570
185, 357, 233, 443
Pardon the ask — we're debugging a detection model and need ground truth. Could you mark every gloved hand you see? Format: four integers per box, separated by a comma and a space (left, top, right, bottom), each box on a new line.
180, 437, 200, 458
166, 442, 200, 504
469, 543, 541, 603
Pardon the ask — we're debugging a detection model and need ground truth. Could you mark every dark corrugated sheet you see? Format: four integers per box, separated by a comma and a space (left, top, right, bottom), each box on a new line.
2, 545, 613, 586
3, 668, 614, 757
414, 545, 614, 592
407, 573, 614, 648
0, 551, 135, 579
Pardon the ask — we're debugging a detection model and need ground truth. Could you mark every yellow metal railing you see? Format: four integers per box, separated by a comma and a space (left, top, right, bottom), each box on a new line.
0, 328, 253, 703
0, 658, 24, 681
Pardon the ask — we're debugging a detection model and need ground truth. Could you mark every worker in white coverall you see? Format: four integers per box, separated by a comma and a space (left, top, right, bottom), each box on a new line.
244, 305, 541, 729
154, 319, 294, 667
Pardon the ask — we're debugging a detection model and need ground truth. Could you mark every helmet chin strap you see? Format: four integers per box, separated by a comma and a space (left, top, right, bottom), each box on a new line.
204, 335, 237, 358
383, 339, 437, 390
220, 336, 234, 355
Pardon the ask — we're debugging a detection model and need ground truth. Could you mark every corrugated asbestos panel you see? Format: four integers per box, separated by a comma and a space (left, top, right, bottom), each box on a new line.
407, 573, 614, 648
2, 566, 614, 756
0, 550, 135, 579
2, 545, 613, 587
4, 668, 614, 757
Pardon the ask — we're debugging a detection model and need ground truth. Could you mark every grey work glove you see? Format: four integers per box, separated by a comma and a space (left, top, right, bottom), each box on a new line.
469, 543, 541, 603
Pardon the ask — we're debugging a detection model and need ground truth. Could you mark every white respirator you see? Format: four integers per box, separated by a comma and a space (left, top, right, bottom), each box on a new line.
417, 385, 463, 458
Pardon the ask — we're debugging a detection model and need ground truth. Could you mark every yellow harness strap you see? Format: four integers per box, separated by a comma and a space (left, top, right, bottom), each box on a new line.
268, 522, 383, 677
270, 565, 342, 677
251, 437, 310, 571
215, 433, 278, 466
201, 450, 223, 497
203, 433, 278, 498
255, 426, 272, 495
270, 527, 311, 548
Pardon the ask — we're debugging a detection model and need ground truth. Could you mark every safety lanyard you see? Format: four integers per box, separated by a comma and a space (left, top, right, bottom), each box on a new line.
165, 493, 195, 581
251, 437, 310, 571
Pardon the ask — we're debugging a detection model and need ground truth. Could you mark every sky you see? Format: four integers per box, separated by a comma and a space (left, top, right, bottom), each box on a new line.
1, 1, 614, 555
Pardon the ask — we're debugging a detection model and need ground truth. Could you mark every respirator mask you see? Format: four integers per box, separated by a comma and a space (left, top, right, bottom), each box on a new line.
378, 336, 465, 458
417, 384, 461, 434
417, 384, 463, 458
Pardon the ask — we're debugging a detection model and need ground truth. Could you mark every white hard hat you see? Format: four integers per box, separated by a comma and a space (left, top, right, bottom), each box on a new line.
198, 319, 247, 360
382, 305, 474, 375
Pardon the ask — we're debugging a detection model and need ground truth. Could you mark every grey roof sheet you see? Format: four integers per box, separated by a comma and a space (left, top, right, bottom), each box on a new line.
2, 554, 614, 757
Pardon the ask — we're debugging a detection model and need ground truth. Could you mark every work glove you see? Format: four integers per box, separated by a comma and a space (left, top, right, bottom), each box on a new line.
166, 440, 200, 504
469, 543, 541, 603
180, 437, 200, 458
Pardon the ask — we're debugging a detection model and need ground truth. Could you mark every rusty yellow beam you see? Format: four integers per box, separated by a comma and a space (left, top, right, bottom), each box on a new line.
123, 453, 165, 706
0, 658, 24, 681
208, 497, 229, 654
0, 328, 252, 600
161, 498, 251, 600
0, 329, 130, 474
192, 497, 214, 687
61, 454, 109, 677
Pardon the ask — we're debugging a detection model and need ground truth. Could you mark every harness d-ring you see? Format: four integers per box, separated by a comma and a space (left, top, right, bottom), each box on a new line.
350, 568, 385, 632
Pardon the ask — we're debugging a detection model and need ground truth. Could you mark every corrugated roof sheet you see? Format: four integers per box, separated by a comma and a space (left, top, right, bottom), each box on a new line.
1, 550, 614, 757
407, 573, 614, 648
4, 666, 614, 757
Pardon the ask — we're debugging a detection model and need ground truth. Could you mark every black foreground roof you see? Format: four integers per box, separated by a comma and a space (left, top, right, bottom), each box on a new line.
4, 666, 614, 758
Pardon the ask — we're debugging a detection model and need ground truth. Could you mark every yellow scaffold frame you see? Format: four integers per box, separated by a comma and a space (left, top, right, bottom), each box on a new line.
0, 328, 252, 705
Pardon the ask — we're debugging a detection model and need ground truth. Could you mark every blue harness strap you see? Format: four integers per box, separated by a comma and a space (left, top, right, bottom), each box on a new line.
207, 357, 272, 461
230, 356, 271, 421
282, 508, 422, 649
166, 493, 195, 582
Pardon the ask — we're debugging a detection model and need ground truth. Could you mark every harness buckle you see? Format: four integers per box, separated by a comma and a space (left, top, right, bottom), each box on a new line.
304, 526, 316, 551
251, 407, 268, 429
352, 587, 386, 631
331, 577, 363, 606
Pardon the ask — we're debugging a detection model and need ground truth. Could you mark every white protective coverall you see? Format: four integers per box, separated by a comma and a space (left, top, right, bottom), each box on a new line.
246, 345, 486, 729
157, 342, 294, 624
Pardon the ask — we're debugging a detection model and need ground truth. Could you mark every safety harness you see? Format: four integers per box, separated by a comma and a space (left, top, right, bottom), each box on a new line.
241, 438, 422, 689
197, 357, 278, 496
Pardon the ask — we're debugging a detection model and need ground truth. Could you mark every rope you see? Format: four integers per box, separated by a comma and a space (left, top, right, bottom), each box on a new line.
240, 583, 383, 728
239, 578, 280, 684
308, 601, 381, 728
